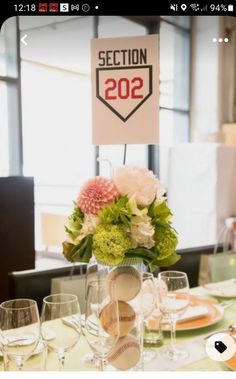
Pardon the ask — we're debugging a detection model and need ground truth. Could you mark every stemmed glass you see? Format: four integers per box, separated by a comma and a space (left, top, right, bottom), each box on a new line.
129, 272, 157, 365
84, 279, 119, 371
140, 272, 156, 319
158, 271, 190, 361
0, 299, 40, 371
41, 293, 81, 370
82, 257, 109, 368
140, 272, 158, 362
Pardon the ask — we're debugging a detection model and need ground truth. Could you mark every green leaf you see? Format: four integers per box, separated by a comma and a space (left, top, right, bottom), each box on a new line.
120, 214, 130, 227
149, 253, 181, 272
63, 235, 93, 263
65, 205, 85, 241
149, 200, 173, 226
125, 247, 157, 263
116, 195, 129, 208
62, 241, 80, 262
99, 195, 131, 226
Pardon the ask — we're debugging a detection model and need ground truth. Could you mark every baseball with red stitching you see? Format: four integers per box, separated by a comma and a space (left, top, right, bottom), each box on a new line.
100, 300, 136, 337
107, 266, 142, 302
108, 334, 140, 370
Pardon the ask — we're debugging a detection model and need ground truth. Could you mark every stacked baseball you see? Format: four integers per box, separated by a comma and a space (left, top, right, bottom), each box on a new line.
100, 266, 142, 370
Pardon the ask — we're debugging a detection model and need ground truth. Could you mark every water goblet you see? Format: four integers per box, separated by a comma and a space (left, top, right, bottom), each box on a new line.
41, 293, 81, 370
158, 271, 190, 361
0, 299, 40, 371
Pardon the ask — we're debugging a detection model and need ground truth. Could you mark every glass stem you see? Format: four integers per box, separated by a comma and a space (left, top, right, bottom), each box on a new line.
58, 355, 65, 371
99, 357, 106, 371
3, 349, 9, 371
170, 318, 176, 349
139, 317, 144, 369
18, 363, 24, 371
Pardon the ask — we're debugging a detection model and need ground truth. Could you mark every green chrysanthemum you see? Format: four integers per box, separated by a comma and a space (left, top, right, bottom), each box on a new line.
154, 225, 178, 260
93, 224, 131, 265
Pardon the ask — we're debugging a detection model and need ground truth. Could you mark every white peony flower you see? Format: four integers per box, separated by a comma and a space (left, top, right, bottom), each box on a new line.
113, 166, 165, 206
130, 214, 155, 249
74, 214, 99, 243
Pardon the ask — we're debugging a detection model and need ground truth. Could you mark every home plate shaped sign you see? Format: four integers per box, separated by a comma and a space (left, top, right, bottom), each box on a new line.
91, 35, 159, 145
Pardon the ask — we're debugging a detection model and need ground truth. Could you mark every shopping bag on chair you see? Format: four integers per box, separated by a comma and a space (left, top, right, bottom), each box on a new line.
51, 272, 86, 313
199, 250, 236, 285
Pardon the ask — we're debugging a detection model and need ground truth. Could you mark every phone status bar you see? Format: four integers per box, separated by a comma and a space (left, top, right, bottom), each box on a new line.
6, 0, 236, 17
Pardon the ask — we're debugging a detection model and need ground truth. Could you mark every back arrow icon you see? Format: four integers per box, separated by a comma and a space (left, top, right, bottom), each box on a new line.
21, 34, 28, 46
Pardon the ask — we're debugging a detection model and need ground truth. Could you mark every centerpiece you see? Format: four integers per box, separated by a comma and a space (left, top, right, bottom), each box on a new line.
63, 165, 180, 370
63, 165, 180, 270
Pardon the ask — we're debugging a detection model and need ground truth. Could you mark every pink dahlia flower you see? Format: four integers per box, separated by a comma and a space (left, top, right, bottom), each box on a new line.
77, 177, 119, 215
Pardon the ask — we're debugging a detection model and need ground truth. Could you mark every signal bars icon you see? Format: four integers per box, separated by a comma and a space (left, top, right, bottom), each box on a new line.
201, 4, 208, 11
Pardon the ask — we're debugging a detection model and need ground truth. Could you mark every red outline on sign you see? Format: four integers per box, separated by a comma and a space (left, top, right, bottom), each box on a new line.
96, 65, 153, 122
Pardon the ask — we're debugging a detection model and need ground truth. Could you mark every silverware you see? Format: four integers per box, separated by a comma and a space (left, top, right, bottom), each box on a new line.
203, 329, 228, 340
217, 300, 236, 309
203, 323, 236, 340
61, 316, 82, 334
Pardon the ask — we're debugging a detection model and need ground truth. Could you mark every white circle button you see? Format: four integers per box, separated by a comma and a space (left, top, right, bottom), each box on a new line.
206, 333, 236, 361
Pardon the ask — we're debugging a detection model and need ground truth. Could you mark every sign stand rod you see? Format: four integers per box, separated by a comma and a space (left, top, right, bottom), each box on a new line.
123, 144, 127, 165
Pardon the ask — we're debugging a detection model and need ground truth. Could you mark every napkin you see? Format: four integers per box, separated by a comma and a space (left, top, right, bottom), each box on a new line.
159, 305, 209, 324
150, 305, 209, 329
177, 305, 209, 323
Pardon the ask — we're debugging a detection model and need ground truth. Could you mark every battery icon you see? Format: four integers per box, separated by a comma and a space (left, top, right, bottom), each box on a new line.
228, 4, 234, 11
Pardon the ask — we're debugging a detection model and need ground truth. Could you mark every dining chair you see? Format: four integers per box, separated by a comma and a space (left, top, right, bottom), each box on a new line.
8, 263, 87, 312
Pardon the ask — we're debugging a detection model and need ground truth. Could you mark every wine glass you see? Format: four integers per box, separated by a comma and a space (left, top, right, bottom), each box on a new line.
4, 340, 47, 371
129, 272, 157, 365
140, 273, 158, 362
82, 257, 109, 368
84, 279, 119, 371
140, 272, 156, 319
0, 299, 40, 371
41, 293, 81, 370
158, 271, 190, 361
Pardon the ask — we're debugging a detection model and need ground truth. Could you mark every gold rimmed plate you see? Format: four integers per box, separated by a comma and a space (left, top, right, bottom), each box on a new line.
161, 295, 224, 332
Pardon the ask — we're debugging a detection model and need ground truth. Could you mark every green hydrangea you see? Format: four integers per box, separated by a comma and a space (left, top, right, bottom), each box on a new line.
154, 225, 178, 260
93, 224, 131, 265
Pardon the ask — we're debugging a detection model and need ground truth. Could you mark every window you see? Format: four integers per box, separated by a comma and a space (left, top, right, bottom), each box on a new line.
2, 16, 191, 253
19, 16, 95, 251
0, 17, 21, 176
159, 17, 191, 182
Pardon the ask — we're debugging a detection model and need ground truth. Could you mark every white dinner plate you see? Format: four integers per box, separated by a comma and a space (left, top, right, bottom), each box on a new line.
203, 279, 236, 298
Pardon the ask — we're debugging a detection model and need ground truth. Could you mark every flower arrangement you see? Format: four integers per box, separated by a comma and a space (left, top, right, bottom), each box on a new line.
63, 166, 180, 271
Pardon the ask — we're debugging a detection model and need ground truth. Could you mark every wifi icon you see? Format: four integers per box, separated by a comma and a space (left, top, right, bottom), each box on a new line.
190, 4, 200, 11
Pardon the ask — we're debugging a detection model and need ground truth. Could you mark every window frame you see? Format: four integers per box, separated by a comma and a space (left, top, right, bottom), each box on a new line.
0, 16, 23, 175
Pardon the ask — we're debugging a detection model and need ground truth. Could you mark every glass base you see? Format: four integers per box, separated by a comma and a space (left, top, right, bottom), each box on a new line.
160, 344, 189, 361
82, 354, 100, 368
143, 349, 157, 362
